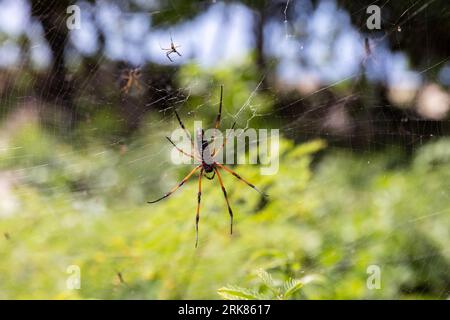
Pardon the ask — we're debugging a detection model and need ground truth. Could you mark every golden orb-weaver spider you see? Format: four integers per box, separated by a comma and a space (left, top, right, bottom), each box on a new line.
120, 67, 142, 94
148, 85, 266, 247
160, 34, 181, 62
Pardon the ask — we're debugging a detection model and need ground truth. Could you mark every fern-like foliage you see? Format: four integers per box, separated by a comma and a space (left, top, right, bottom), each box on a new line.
217, 286, 266, 300
217, 269, 323, 300
282, 278, 303, 299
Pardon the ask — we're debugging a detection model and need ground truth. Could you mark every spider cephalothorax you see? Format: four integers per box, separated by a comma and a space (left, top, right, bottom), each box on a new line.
148, 85, 266, 247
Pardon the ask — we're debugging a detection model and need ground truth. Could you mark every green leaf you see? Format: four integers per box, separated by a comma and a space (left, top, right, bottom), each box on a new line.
283, 279, 304, 299
300, 274, 325, 285
255, 268, 275, 287
217, 286, 264, 300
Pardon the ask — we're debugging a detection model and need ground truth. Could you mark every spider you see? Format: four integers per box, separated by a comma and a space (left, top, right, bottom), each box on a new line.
160, 34, 182, 62
120, 67, 142, 94
116, 272, 126, 285
148, 85, 267, 247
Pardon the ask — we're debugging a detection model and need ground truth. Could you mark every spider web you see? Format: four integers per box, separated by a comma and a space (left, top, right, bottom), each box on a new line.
0, 0, 449, 299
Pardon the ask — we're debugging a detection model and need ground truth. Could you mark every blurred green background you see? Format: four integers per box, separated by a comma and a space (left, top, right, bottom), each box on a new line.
0, 0, 449, 299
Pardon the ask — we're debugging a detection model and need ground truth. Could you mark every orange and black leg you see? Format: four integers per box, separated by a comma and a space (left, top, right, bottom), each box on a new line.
148, 165, 201, 203
211, 85, 224, 155
165, 136, 198, 161
216, 163, 267, 196
195, 168, 204, 248
174, 110, 195, 154
214, 168, 234, 235
214, 85, 223, 130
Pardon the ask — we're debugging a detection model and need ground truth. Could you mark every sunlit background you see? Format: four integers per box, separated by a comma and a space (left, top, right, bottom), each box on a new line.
0, 0, 449, 299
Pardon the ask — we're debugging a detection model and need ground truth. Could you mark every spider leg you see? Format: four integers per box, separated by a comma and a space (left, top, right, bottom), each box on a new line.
148, 165, 201, 203
175, 49, 182, 57
134, 80, 142, 92
166, 51, 173, 62
195, 168, 204, 248
215, 85, 223, 129
214, 167, 234, 235
174, 110, 196, 154
204, 170, 215, 180
121, 84, 130, 94
165, 137, 199, 160
121, 79, 130, 92
211, 85, 224, 155
216, 163, 267, 196
211, 121, 236, 157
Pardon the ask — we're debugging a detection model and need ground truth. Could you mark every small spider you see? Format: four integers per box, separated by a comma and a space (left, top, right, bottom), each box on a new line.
120, 67, 142, 94
148, 85, 267, 247
116, 271, 126, 285
160, 34, 181, 62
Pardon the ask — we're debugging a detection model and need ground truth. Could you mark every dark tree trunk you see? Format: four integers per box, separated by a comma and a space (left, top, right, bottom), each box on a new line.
253, 5, 268, 89
31, 0, 77, 126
